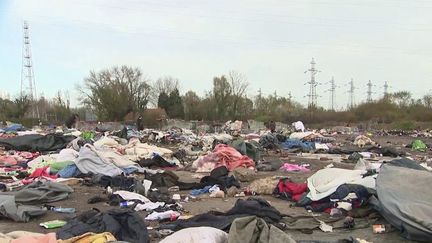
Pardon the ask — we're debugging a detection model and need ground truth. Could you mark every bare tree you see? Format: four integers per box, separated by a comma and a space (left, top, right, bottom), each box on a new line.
78, 66, 151, 121
423, 94, 432, 109
227, 70, 249, 119
151, 76, 180, 106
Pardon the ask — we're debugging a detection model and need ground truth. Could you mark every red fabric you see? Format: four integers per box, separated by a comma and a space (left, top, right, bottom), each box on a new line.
292, 193, 303, 202
277, 180, 307, 195
213, 144, 255, 171
276, 179, 308, 202
28, 166, 57, 179
323, 207, 332, 214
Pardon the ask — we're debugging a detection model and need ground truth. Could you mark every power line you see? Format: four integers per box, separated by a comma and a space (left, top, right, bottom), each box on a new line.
26, 14, 432, 57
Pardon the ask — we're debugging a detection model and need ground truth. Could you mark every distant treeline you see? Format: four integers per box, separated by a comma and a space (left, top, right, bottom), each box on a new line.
2, 65, 431, 130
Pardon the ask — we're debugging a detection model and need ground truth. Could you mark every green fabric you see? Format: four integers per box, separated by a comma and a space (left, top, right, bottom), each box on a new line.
81, 131, 95, 140
412, 139, 427, 152
229, 139, 261, 162
228, 216, 296, 243
49, 161, 74, 173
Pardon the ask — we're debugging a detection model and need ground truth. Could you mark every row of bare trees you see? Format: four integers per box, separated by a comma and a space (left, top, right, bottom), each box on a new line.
76, 65, 432, 125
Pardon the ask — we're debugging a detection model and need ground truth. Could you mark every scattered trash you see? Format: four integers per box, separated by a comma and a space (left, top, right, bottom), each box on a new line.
319, 221, 333, 232
145, 210, 180, 221
119, 201, 135, 207
330, 208, 343, 217
172, 194, 181, 200
209, 190, 225, 198
0, 120, 430, 242
40, 220, 67, 229
51, 207, 76, 213
373, 224, 387, 233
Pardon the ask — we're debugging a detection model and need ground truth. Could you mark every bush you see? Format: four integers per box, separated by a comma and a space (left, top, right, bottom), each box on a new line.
392, 120, 417, 130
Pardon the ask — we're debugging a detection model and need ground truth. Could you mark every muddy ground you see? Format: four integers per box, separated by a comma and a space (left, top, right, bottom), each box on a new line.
0, 135, 431, 242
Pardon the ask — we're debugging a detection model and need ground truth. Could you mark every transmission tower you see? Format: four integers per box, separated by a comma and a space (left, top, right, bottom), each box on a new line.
383, 81, 389, 97
328, 76, 336, 110
21, 21, 39, 118
305, 58, 320, 108
367, 80, 373, 102
347, 78, 355, 109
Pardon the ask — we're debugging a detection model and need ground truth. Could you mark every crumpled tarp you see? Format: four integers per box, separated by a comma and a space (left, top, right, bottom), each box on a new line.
0, 195, 47, 222
0, 134, 75, 152
374, 163, 432, 241
193, 144, 255, 172
1, 181, 73, 204
228, 216, 296, 243
388, 158, 428, 171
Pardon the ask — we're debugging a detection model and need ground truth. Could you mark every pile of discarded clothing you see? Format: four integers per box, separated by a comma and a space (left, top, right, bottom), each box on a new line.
1, 121, 431, 242
258, 131, 334, 153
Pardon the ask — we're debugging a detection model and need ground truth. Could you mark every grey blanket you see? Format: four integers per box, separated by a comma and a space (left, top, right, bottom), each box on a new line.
1, 181, 73, 204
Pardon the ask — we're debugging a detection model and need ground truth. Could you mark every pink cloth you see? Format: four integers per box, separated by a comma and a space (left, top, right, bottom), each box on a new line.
195, 144, 255, 172
280, 163, 310, 173
0, 156, 18, 166
11, 232, 57, 243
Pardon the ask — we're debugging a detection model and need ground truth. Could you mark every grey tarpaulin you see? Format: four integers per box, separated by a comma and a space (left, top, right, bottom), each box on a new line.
375, 164, 432, 241
0, 134, 75, 152
0, 195, 47, 222
0, 181, 73, 204
228, 216, 296, 243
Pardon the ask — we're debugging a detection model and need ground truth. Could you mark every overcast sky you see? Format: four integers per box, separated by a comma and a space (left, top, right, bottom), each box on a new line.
1, 0, 431, 109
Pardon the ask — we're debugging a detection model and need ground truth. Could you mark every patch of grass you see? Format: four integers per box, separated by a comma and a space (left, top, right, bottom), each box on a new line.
392, 120, 417, 130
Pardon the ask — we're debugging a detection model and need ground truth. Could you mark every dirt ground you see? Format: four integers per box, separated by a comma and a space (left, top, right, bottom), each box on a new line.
0, 135, 430, 242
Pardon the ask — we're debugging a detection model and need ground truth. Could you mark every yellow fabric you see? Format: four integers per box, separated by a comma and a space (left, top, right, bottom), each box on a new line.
57, 232, 116, 243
